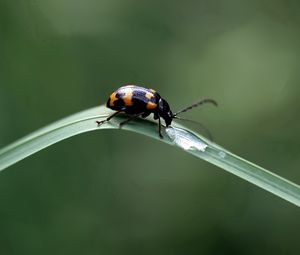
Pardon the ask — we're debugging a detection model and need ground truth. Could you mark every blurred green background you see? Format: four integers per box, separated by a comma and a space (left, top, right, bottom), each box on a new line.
1, 0, 300, 254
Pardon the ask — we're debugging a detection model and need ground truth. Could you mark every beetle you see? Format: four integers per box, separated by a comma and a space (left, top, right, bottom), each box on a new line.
96, 85, 217, 138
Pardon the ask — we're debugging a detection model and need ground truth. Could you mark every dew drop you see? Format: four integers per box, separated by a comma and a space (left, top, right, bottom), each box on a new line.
166, 127, 208, 152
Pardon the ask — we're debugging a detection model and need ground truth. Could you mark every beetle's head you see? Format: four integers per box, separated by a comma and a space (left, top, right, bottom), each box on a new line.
158, 98, 173, 126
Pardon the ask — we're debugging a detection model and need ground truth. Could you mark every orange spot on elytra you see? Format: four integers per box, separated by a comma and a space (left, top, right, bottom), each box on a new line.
122, 88, 133, 106
109, 92, 118, 107
146, 102, 157, 110
145, 91, 154, 100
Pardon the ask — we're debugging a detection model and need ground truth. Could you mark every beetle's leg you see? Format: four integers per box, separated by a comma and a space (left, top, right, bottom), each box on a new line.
96, 110, 122, 126
158, 117, 163, 138
119, 113, 144, 128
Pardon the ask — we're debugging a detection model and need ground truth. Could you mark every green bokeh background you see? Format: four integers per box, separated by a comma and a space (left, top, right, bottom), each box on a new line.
1, 1, 300, 254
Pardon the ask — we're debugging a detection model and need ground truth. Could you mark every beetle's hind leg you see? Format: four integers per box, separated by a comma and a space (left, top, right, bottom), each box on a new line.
119, 113, 144, 128
96, 110, 122, 126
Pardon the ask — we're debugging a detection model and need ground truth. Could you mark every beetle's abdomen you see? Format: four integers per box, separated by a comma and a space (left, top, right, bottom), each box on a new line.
107, 85, 160, 114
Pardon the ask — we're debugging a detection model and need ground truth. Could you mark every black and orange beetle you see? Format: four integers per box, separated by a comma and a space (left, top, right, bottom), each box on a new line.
96, 85, 217, 138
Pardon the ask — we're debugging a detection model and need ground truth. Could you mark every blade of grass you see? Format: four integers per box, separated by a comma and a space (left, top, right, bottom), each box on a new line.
0, 105, 299, 207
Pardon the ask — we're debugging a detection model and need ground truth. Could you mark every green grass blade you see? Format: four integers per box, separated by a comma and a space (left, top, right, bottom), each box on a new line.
166, 127, 300, 207
0, 105, 299, 207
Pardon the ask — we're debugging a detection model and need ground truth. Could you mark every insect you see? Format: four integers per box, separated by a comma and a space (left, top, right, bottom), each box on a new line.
96, 85, 217, 138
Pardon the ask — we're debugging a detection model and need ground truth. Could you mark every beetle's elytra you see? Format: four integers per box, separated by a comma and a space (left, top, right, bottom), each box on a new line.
96, 85, 217, 138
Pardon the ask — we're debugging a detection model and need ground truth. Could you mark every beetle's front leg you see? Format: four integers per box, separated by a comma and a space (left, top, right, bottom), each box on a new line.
158, 117, 163, 138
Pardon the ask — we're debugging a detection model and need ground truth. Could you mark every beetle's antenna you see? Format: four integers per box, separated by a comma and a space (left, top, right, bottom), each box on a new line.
173, 116, 214, 141
173, 98, 217, 116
